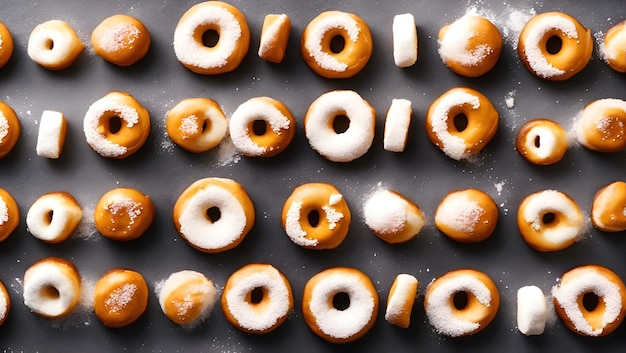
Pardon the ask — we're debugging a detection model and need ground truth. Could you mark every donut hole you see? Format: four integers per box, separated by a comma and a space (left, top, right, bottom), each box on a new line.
41, 285, 60, 300
332, 292, 350, 311
582, 292, 600, 312
307, 210, 320, 227
453, 114, 469, 132
249, 287, 265, 304
534, 134, 541, 148
453, 291, 469, 310
206, 206, 221, 223
542, 212, 556, 225
108, 115, 123, 134
201, 118, 211, 132
202, 29, 220, 48
330, 35, 346, 54
332, 115, 350, 134
45, 39, 54, 50
546, 36, 563, 55
252, 120, 268, 136
45, 210, 54, 225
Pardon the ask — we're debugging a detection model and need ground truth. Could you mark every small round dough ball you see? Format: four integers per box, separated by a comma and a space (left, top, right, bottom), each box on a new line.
91, 14, 151, 66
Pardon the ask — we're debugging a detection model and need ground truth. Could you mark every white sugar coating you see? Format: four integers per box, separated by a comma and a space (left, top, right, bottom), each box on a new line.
105, 195, 142, 228
517, 285, 548, 336
392, 13, 418, 67
385, 274, 418, 323
258, 14, 289, 58
384, 98, 412, 152
0, 35, 3, 49
321, 205, 344, 230
83, 96, 140, 157
26, 194, 82, 242
284, 201, 318, 247
229, 98, 291, 156
179, 114, 200, 138
522, 190, 583, 244
225, 266, 291, 331
157, 270, 218, 325
305, 90, 375, 162
0, 197, 7, 225
552, 270, 623, 336
36, 110, 65, 159
0, 286, 7, 321
304, 12, 360, 72
429, 89, 480, 160
174, 4, 242, 70
328, 193, 343, 206
435, 193, 485, 233
178, 185, 247, 251
27, 20, 81, 67
575, 99, 626, 146
23, 262, 80, 317
96, 22, 140, 52
425, 274, 492, 337
0, 113, 8, 143
603, 26, 626, 62
308, 271, 376, 339
364, 190, 409, 234
439, 14, 492, 66
505, 91, 516, 109
525, 125, 559, 159
105, 283, 137, 313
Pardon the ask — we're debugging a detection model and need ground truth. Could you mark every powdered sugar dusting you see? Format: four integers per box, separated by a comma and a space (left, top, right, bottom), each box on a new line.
0, 197, 7, 225
522, 190, 583, 244
0, 285, 7, 321
285, 201, 318, 247
179, 114, 200, 138
105, 283, 137, 313
258, 14, 289, 58
105, 196, 142, 230
437, 197, 484, 233
304, 13, 360, 72
322, 205, 344, 230
83, 96, 140, 157
0, 113, 8, 143
97, 22, 140, 52
439, 14, 493, 66
364, 190, 408, 234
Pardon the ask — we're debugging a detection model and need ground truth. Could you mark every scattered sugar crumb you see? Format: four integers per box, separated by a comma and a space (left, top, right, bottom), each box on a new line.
215, 137, 241, 166
505, 90, 516, 108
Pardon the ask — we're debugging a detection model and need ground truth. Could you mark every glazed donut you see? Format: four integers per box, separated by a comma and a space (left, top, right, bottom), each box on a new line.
91, 14, 151, 66
0, 187, 19, 243
552, 265, 626, 337
258, 14, 291, 63
158, 270, 218, 326
0, 101, 20, 159
591, 181, 626, 232
424, 268, 499, 337
94, 187, 155, 241
392, 13, 418, 68
517, 285, 548, 336
302, 267, 378, 343
281, 182, 351, 250
516, 119, 569, 165
0, 280, 9, 325
0, 22, 14, 69
517, 12, 592, 81
83, 91, 151, 159
383, 98, 412, 152
517, 190, 585, 252
385, 274, 418, 328
575, 98, 626, 153
26, 192, 82, 244
166, 98, 228, 153
301, 11, 373, 78
425, 87, 499, 160
174, 1, 250, 75
23, 257, 81, 319
434, 188, 498, 243
173, 177, 255, 253
438, 14, 502, 77
602, 20, 626, 73
94, 268, 148, 328
36, 110, 67, 159
221, 263, 293, 333
305, 90, 376, 162
229, 97, 296, 157
27, 20, 85, 70
363, 189, 424, 244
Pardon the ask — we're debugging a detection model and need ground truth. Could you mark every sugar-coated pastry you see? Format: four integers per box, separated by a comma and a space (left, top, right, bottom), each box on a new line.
0, 101, 20, 159
173, 177, 255, 253
281, 182, 351, 250
158, 270, 218, 326
424, 268, 499, 337
517, 190, 585, 252
221, 263, 293, 333
91, 14, 151, 66
83, 91, 150, 159
591, 181, 626, 232
305, 90, 375, 162
516, 119, 568, 165
517, 12, 592, 81
392, 14, 418, 68
385, 274, 418, 328
26, 192, 82, 244
552, 265, 626, 337
174, 1, 250, 75
27, 20, 84, 70
438, 14, 502, 77
301, 11, 373, 78
94, 268, 148, 328
0, 280, 9, 326
435, 188, 498, 243
575, 98, 626, 153
258, 14, 291, 63
166, 98, 228, 153
0, 187, 19, 243
23, 257, 81, 319
517, 285, 548, 336
363, 189, 424, 244
94, 187, 155, 241
0, 22, 14, 69
425, 87, 498, 160
36, 110, 67, 159
229, 97, 296, 157
602, 20, 626, 73
302, 267, 378, 343
383, 98, 412, 152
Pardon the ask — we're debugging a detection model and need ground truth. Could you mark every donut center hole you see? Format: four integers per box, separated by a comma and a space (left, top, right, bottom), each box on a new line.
582, 292, 599, 312
45, 210, 54, 225
332, 115, 350, 134
330, 35, 346, 54
453, 291, 469, 310
206, 206, 221, 223
546, 36, 563, 55
108, 116, 123, 134
252, 120, 268, 136
534, 135, 541, 148
250, 287, 264, 304
41, 285, 60, 300
202, 29, 220, 48
307, 210, 320, 227
332, 292, 350, 311
453, 114, 469, 132
201, 118, 210, 132
542, 212, 556, 225
45, 39, 54, 50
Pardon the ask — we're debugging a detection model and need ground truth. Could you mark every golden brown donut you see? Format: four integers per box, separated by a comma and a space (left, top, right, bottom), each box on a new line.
27, 20, 85, 70
0, 22, 14, 69
158, 270, 218, 326
516, 119, 569, 165
0, 187, 19, 243
435, 188, 498, 243
166, 98, 228, 153
91, 14, 151, 66
0, 100, 20, 159
602, 20, 626, 73
94, 187, 155, 241
591, 181, 626, 232
575, 98, 626, 153
258, 14, 291, 63
94, 268, 148, 328
363, 189, 425, 244
26, 192, 82, 244
0, 280, 9, 326
23, 257, 81, 319
385, 274, 418, 328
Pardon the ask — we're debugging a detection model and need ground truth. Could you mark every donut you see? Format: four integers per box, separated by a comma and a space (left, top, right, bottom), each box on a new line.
94, 187, 155, 241
425, 87, 499, 160
383, 98, 412, 152
172, 177, 255, 253
517, 189, 585, 252
363, 189, 424, 244
83, 91, 151, 159
0, 22, 14, 69
438, 14, 502, 77
27, 20, 85, 70
302, 267, 378, 343
305, 90, 375, 162
517, 285, 548, 336
221, 263, 293, 333
23, 257, 81, 319
301, 11, 373, 78
158, 270, 218, 326
91, 14, 151, 66
173, 1, 250, 75
0, 187, 19, 243
517, 12, 593, 81
392, 14, 418, 68
385, 274, 418, 328
591, 181, 626, 232
281, 182, 351, 250
602, 20, 626, 73
166, 98, 228, 153
229, 97, 296, 157
0, 280, 10, 326
0, 100, 20, 159
552, 265, 626, 337
424, 268, 500, 337
516, 118, 569, 165
36, 110, 67, 159
434, 188, 499, 243
258, 14, 291, 63
26, 192, 82, 244
94, 268, 149, 328
575, 98, 626, 153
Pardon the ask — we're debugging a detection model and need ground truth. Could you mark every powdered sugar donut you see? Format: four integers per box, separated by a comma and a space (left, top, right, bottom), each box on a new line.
517, 285, 548, 336
91, 14, 151, 66
0, 187, 19, 243
0, 280, 9, 326
385, 274, 418, 328
166, 98, 228, 153
363, 189, 424, 244
0, 22, 14, 69
516, 118, 569, 165
575, 98, 626, 153
602, 20, 626, 73
94, 187, 155, 241
158, 270, 218, 326
26, 192, 82, 244
392, 14, 417, 68
23, 257, 81, 319
0, 101, 20, 159
27, 20, 84, 70
383, 98, 412, 152
258, 14, 291, 63
93, 268, 148, 328
591, 181, 626, 232
435, 188, 498, 243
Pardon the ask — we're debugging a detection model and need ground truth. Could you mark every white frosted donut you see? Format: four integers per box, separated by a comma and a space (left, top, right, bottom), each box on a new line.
23, 257, 81, 318
383, 98, 413, 152
515, 118, 569, 165
26, 192, 82, 244
575, 98, 626, 153
517, 285, 548, 336
363, 189, 424, 244
304, 90, 375, 162
27, 20, 85, 70
36, 110, 67, 159
158, 270, 218, 326
385, 274, 418, 328
392, 14, 418, 67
